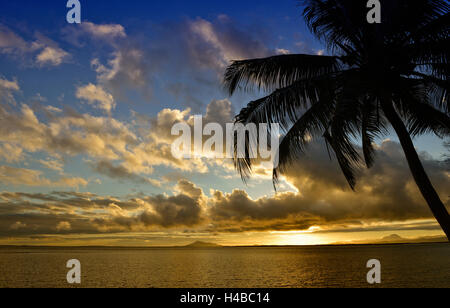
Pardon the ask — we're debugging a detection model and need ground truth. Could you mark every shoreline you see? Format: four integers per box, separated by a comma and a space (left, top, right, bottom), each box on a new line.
0, 241, 447, 250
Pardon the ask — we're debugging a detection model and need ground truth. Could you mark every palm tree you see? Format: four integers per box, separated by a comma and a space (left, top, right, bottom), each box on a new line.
224, 0, 450, 240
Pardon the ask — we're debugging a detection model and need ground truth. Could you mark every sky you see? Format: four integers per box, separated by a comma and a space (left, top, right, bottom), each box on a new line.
0, 0, 448, 246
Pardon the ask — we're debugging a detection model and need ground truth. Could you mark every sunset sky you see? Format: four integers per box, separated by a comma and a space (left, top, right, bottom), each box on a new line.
0, 0, 448, 246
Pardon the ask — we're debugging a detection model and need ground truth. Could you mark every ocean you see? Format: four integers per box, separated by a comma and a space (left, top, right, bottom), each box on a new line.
0, 243, 448, 288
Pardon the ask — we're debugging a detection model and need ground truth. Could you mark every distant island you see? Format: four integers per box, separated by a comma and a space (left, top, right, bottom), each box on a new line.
184, 241, 222, 248
0, 235, 446, 250
332, 234, 448, 245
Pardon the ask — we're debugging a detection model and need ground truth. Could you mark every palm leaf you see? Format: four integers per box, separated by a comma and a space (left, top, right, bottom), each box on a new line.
273, 95, 335, 184
223, 54, 340, 95
361, 99, 387, 168
234, 76, 337, 129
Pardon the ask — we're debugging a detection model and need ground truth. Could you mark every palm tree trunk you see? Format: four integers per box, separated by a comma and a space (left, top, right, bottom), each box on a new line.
382, 101, 450, 242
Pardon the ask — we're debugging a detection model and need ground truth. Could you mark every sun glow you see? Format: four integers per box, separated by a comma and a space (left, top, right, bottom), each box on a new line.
270, 227, 328, 246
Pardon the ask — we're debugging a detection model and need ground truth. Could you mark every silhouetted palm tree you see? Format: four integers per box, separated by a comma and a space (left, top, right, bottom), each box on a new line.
224, 0, 450, 240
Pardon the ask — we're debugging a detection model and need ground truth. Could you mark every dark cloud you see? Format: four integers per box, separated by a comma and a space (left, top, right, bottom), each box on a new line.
207, 140, 449, 232
0, 180, 205, 236
0, 141, 448, 239
91, 43, 157, 102
184, 17, 271, 72
151, 16, 274, 110
90, 160, 158, 186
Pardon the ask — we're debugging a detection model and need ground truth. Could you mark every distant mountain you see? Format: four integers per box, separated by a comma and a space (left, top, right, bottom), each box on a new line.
184, 241, 222, 248
381, 234, 405, 243
333, 234, 447, 245
379, 234, 447, 244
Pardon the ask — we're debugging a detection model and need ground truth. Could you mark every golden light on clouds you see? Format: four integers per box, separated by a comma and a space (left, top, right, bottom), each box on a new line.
0, 16, 448, 247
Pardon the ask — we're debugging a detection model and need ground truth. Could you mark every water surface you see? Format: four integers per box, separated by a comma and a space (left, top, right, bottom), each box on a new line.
0, 243, 448, 288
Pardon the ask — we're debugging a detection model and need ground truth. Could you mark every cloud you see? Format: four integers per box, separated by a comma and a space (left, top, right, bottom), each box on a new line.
45, 105, 63, 114
147, 99, 233, 146
109, 100, 234, 176
0, 25, 70, 67
0, 139, 447, 240
116, 99, 235, 175
0, 104, 138, 160
166, 83, 205, 113
207, 140, 449, 233
63, 18, 275, 108
36, 46, 70, 67
186, 17, 270, 72
0, 100, 234, 186
91, 45, 153, 101
0, 78, 19, 92
10, 221, 27, 231
1, 93, 446, 238
204, 99, 234, 125
175, 179, 204, 199
275, 48, 291, 55
0, 165, 87, 188
0, 77, 20, 105
76, 83, 116, 114
63, 22, 127, 46
95, 194, 204, 230
0, 180, 205, 236
56, 221, 72, 232
63, 21, 153, 101
80, 22, 126, 40
64, 21, 153, 102
0, 165, 52, 186
0, 25, 29, 54
90, 160, 160, 187
38, 158, 64, 172
0, 143, 25, 163
57, 177, 89, 188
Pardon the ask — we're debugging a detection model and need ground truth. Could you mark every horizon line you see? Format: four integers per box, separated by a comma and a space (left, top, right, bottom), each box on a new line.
0, 241, 447, 249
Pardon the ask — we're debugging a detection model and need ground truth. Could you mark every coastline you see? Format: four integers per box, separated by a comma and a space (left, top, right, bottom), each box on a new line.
0, 241, 447, 250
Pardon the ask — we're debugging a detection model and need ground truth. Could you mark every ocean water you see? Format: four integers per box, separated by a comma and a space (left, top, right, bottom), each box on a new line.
0, 243, 448, 288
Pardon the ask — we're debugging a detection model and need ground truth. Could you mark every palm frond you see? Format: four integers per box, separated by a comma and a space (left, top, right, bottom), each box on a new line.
273, 96, 335, 184
301, 0, 449, 54
301, 0, 366, 51
361, 99, 387, 168
323, 131, 361, 191
404, 11, 449, 44
408, 39, 449, 75
223, 54, 340, 95
226, 0, 449, 193
234, 76, 336, 129
326, 89, 364, 190
409, 73, 449, 112
393, 77, 450, 137
400, 99, 450, 137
